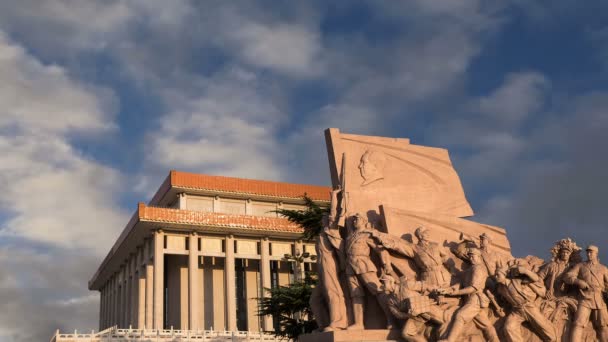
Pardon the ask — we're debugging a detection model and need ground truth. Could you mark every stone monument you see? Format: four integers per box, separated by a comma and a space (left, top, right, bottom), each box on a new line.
301, 128, 606, 342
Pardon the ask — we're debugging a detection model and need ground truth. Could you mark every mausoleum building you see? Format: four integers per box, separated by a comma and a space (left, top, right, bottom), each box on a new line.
88, 170, 329, 333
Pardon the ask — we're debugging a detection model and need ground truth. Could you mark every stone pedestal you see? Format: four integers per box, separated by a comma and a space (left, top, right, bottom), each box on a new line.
299, 330, 401, 342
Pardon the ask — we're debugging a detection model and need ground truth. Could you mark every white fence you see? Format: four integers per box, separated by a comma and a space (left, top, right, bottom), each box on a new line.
50, 327, 284, 342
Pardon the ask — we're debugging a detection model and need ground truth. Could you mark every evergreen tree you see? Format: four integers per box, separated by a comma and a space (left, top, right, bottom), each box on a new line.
257, 273, 317, 339
274, 195, 327, 241
257, 195, 327, 339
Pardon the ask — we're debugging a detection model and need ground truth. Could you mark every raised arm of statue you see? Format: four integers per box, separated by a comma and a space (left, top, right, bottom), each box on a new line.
329, 187, 342, 229
370, 230, 415, 258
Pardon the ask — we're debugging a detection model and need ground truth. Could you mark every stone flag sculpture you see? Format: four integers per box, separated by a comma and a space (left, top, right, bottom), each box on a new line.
324, 128, 510, 256
325, 128, 474, 218
303, 128, 605, 342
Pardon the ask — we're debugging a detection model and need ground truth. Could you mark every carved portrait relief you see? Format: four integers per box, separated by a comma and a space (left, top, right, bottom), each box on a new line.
359, 150, 387, 187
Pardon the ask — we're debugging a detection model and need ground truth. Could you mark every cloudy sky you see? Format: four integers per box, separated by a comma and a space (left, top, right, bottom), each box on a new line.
0, 0, 607, 340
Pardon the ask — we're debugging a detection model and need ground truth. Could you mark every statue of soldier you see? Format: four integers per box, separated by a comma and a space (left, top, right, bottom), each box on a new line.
565, 245, 608, 342
495, 258, 557, 342
310, 187, 348, 331
459, 232, 500, 278
437, 248, 500, 342
371, 226, 452, 288
538, 238, 581, 299
381, 274, 449, 342
537, 238, 581, 340
344, 213, 394, 330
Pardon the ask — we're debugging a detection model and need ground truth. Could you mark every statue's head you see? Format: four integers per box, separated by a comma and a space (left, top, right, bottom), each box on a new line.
586, 245, 599, 262
559, 248, 572, 262
358, 150, 386, 185
352, 213, 369, 231
468, 248, 482, 265
505, 258, 530, 278
479, 233, 491, 249
414, 226, 430, 242
553, 238, 580, 262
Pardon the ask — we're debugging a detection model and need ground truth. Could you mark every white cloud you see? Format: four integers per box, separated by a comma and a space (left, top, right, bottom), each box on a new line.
477, 72, 549, 125
0, 32, 127, 253
470, 92, 608, 258
0, 0, 132, 52
229, 22, 322, 77
0, 33, 114, 134
0, 247, 101, 341
145, 67, 288, 182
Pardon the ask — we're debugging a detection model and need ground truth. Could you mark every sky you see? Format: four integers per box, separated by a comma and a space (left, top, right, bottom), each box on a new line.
0, 0, 607, 340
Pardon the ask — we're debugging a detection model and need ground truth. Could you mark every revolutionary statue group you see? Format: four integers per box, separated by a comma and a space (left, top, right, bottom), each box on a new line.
312, 188, 607, 342
309, 129, 608, 342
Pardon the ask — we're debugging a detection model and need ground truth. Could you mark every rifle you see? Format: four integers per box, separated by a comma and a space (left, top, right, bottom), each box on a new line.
485, 289, 505, 317
337, 153, 347, 226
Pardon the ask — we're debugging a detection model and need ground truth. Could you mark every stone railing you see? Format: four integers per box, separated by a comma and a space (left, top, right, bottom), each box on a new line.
50, 327, 283, 342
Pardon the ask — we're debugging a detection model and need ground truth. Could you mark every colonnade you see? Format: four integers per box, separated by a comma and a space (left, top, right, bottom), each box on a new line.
98, 230, 311, 332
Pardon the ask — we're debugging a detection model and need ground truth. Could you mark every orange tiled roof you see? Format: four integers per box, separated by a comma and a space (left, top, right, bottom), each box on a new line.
150, 170, 331, 204
139, 203, 304, 233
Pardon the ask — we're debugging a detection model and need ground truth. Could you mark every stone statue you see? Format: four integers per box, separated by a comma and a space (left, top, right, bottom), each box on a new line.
565, 245, 608, 342
371, 226, 452, 288
301, 128, 607, 342
539, 238, 581, 299
495, 258, 557, 342
381, 273, 450, 342
538, 238, 581, 340
459, 233, 501, 279
310, 188, 349, 331
437, 248, 499, 342
344, 213, 394, 329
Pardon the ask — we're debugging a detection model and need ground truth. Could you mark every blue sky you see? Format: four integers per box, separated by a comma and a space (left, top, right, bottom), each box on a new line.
0, 1, 607, 340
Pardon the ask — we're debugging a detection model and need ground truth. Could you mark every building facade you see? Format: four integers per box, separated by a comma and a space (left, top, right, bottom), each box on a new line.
88, 170, 329, 333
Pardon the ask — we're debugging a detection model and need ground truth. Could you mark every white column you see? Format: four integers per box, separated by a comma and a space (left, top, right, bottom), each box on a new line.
105, 283, 110, 328
114, 274, 119, 326
125, 258, 132, 327
213, 195, 220, 212
245, 198, 252, 215
110, 276, 115, 326
188, 232, 199, 330
116, 272, 120, 327
99, 286, 103, 330
178, 193, 187, 209
130, 254, 137, 327
117, 270, 122, 327
137, 247, 146, 329
104, 286, 108, 328
144, 238, 153, 329
145, 238, 154, 329
103, 285, 108, 329
120, 266, 126, 328
260, 237, 273, 331
145, 263, 154, 329
99, 288, 104, 330
225, 235, 236, 331
154, 230, 165, 329
276, 202, 283, 218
